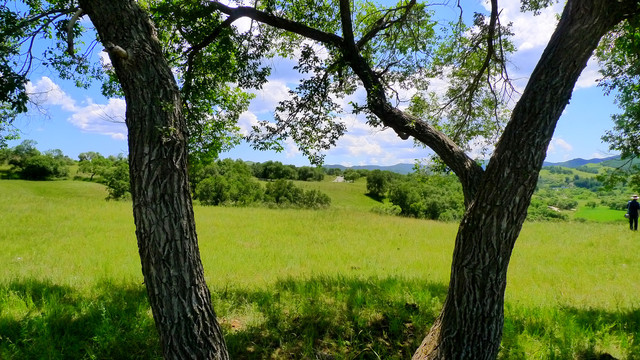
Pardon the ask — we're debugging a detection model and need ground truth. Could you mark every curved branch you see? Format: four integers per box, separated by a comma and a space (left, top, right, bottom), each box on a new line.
209, 0, 484, 199
209, 2, 344, 47
66, 8, 85, 57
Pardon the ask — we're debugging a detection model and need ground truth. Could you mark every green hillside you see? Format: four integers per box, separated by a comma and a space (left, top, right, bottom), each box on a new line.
1, 178, 640, 359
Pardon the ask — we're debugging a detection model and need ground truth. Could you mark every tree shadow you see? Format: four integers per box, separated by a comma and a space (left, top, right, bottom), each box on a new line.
0, 279, 161, 359
364, 193, 385, 203
500, 304, 640, 360
5, 277, 636, 359
1, 277, 447, 359
218, 276, 448, 360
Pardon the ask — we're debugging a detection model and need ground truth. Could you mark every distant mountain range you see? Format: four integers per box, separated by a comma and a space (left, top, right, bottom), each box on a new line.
324, 155, 631, 175
323, 163, 415, 174
542, 155, 621, 168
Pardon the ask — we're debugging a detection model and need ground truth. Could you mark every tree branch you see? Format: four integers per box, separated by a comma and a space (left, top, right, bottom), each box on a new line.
356, 0, 417, 49
209, 2, 344, 47
66, 8, 85, 57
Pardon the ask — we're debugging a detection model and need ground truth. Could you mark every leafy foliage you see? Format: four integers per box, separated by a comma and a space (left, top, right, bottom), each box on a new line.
191, 159, 330, 209
388, 173, 463, 221
597, 14, 640, 190
366, 169, 397, 199
3, 140, 71, 180
193, 159, 263, 206
76, 152, 130, 200
264, 179, 331, 209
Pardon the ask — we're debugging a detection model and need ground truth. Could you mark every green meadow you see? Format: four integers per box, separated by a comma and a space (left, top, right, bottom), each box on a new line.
1, 179, 640, 359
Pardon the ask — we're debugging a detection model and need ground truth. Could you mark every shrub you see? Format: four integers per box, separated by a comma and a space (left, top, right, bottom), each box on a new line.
264, 179, 331, 209
366, 169, 392, 199
195, 174, 263, 206
20, 154, 69, 180
103, 160, 130, 200
388, 174, 463, 220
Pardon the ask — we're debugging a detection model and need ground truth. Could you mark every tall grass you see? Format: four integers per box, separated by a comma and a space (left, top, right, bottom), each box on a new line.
1, 179, 639, 359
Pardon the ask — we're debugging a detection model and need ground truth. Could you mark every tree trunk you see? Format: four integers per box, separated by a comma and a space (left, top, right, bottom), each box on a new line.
79, 1, 229, 359
413, 1, 635, 359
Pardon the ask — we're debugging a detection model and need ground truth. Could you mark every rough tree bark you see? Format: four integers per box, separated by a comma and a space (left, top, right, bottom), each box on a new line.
78, 1, 229, 359
412, 1, 637, 358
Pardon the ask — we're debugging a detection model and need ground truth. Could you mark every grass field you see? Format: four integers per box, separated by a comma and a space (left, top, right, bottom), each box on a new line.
1, 179, 640, 359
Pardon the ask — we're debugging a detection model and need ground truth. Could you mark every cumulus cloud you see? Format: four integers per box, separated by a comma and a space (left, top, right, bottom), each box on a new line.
248, 80, 291, 114
68, 98, 127, 140
26, 77, 77, 112
485, 0, 562, 52
575, 58, 602, 90
26, 76, 127, 140
547, 137, 573, 154
237, 111, 260, 136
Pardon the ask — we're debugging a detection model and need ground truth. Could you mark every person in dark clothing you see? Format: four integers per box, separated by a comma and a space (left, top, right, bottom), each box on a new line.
627, 195, 640, 231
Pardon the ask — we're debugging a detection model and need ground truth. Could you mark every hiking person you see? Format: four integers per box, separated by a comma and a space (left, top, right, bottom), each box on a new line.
627, 195, 640, 231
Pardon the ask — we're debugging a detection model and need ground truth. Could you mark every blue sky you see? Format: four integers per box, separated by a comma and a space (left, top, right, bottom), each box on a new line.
7, 1, 620, 166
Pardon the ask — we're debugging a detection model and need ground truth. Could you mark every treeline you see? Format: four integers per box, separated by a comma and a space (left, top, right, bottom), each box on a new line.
0, 141, 331, 208
2, 140, 630, 221
190, 159, 330, 209
0, 140, 72, 180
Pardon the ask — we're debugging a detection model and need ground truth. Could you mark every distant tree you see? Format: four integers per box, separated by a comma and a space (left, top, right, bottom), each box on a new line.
8, 140, 40, 170
299, 189, 331, 209
388, 174, 463, 220
264, 179, 303, 205
366, 169, 391, 199
343, 169, 360, 182
20, 154, 69, 180
194, 160, 263, 206
78, 152, 112, 181
576, 165, 599, 174
263, 179, 331, 208
547, 166, 573, 175
5, 140, 69, 180
102, 156, 130, 200
324, 167, 342, 176
0, 147, 9, 163
297, 166, 324, 181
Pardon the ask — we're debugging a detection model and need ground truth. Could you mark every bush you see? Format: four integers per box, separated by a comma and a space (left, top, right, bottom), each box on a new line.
20, 154, 69, 180
103, 160, 130, 200
388, 174, 464, 220
195, 174, 263, 206
299, 189, 331, 209
4, 140, 70, 180
366, 170, 392, 199
264, 179, 331, 209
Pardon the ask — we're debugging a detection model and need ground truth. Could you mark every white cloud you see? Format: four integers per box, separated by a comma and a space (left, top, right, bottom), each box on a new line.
237, 111, 260, 136
485, 0, 562, 52
548, 137, 573, 154
575, 57, 602, 90
248, 80, 291, 114
68, 98, 127, 139
26, 77, 77, 112
27, 76, 127, 140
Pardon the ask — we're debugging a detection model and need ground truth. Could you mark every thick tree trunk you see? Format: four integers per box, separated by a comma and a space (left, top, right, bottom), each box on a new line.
412, 1, 635, 359
79, 1, 229, 359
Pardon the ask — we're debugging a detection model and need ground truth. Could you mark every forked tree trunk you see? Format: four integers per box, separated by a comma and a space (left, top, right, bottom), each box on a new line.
79, 1, 229, 359
413, 1, 634, 359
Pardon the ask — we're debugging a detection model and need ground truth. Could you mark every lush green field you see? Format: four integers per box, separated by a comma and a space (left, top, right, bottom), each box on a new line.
1, 179, 640, 359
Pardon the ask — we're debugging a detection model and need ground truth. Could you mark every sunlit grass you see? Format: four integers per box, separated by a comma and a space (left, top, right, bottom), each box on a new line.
574, 205, 628, 223
1, 179, 640, 359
